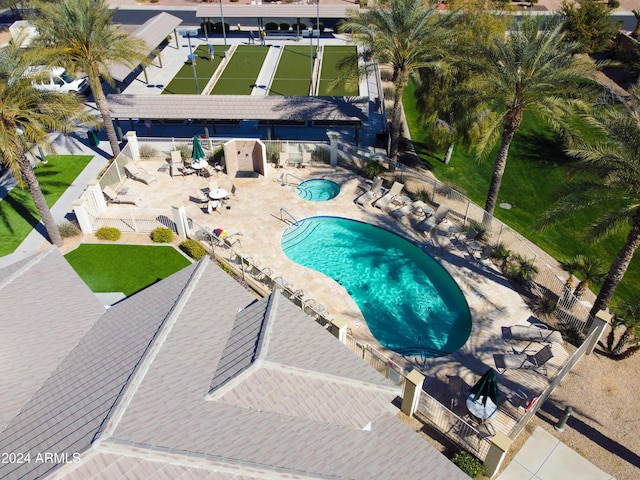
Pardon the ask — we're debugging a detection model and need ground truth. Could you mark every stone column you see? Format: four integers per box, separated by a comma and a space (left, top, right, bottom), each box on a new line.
483, 432, 512, 478
329, 317, 347, 344
72, 199, 93, 234
172, 204, 188, 238
87, 180, 107, 212
126, 131, 140, 162
400, 369, 424, 417
585, 310, 611, 355
327, 131, 339, 168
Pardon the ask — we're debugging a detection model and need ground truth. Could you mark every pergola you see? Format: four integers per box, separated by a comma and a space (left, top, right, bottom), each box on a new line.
109, 12, 183, 85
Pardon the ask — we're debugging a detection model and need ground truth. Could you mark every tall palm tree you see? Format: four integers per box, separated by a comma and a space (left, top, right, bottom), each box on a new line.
543, 83, 640, 317
31, 0, 148, 158
338, 0, 453, 171
463, 15, 599, 215
0, 40, 90, 247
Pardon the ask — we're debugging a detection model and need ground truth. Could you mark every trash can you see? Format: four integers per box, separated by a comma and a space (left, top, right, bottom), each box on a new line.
87, 129, 99, 147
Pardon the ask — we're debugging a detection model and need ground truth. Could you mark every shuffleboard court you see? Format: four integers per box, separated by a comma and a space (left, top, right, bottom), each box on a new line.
210, 45, 269, 95
317, 46, 358, 96
269, 45, 317, 97
163, 44, 224, 95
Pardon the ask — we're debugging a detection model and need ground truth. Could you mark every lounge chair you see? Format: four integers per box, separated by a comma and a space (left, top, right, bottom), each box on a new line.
124, 162, 156, 185
411, 201, 432, 218
355, 176, 383, 207
170, 151, 187, 177
503, 325, 564, 345
374, 181, 404, 210
494, 344, 554, 375
103, 186, 139, 205
390, 203, 415, 219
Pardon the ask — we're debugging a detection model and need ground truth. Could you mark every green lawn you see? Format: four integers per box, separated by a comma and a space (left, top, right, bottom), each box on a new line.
65, 244, 191, 296
210, 45, 269, 95
403, 80, 639, 307
0, 155, 93, 257
162, 44, 224, 95
269, 45, 316, 96
317, 46, 358, 96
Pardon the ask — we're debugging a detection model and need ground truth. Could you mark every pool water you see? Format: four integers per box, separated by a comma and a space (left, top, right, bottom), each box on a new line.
281, 217, 472, 358
296, 179, 340, 202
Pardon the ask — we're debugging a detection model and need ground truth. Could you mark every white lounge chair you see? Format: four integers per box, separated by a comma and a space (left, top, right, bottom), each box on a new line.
356, 176, 383, 207
103, 186, 139, 205
124, 162, 156, 185
390, 203, 415, 219
503, 325, 564, 344
374, 181, 404, 210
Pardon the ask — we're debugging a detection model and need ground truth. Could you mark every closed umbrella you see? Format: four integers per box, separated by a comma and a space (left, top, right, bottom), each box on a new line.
192, 135, 205, 162
469, 368, 500, 407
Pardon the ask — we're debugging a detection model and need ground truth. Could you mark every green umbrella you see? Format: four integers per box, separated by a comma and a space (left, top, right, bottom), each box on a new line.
192, 135, 205, 162
469, 368, 500, 407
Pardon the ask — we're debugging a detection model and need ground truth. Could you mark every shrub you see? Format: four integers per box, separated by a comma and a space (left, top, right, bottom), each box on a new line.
152, 227, 173, 243
380, 69, 394, 82
139, 144, 158, 159
213, 22, 229, 34
312, 22, 325, 33
412, 189, 431, 203
176, 143, 191, 160
363, 159, 384, 179
201, 21, 215, 34
491, 242, 512, 269
507, 254, 539, 285
58, 220, 81, 238
469, 220, 491, 242
292, 22, 306, 30
265, 21, 279, 31
383, 85, 395, 99
531, 294, 559, 321
279, 22, 290, 31
451, 451, 486, 479
96, 226, 121, 241
180, 239, 207, 260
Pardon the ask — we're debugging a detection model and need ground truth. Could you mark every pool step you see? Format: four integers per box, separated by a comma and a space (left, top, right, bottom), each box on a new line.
281, 221, 318, 251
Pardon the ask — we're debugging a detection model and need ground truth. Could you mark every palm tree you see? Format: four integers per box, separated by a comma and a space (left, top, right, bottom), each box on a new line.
31, 0, 147, 158
542, 83, 640, 317
0, 40, 90, 247
338, 0, 453, 171
572, 255, 605, 299
462, 15, 599, 215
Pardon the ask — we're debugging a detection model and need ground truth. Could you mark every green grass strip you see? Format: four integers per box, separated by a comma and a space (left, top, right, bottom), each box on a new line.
210, 45, 269, 95
163, 44, 224, 95
269, 45, 316, 96
318, 46, 358, 96
403, 79, 639, 306
65, 244, 191, 296
0, 155, 92, 257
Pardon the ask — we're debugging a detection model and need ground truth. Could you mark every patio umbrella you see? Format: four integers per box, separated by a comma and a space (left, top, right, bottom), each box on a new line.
469, 368, 500, 407
192, 135, 205, 162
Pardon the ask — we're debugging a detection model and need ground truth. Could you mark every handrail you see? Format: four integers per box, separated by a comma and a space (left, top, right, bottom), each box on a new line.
282, 172, 304, 186
280, 207, 299, 226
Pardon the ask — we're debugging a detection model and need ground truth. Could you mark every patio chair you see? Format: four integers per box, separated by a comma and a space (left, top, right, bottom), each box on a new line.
103, 186, 139, 206
411, 201, 432, 218
448, 376, 468, 410
124, 162, 156, 185
463, 227, 478, 245
494, 344, 554, 376
170, 151, 187, 177
207, 200, 221, 214
355, 176, 383, 207
191, 189, 208, 205
374, 181, 404, 210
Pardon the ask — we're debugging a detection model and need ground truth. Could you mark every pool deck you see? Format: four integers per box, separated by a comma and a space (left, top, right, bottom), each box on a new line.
103, 156, 571, 437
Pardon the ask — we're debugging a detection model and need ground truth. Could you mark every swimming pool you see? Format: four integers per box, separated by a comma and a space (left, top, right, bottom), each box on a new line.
281, 217, 472, 358
296, 179, 340, 202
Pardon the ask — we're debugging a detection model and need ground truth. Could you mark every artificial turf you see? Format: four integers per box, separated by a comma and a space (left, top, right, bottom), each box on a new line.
317, 46, 358, 96
269, 45, 317, 96
403, 79, 639, 307
65, 244, 191, 296
0, 155, 92, 257
162, 44, 224, 95
210, 45, 269, 95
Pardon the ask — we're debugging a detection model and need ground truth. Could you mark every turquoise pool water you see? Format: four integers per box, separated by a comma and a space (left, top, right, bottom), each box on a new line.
296, 179, 340, 202
281, 217, 472, 358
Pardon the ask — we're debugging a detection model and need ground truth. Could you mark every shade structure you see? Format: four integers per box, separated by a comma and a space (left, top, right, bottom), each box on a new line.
192, 136, 205, 162
469, 368, 500, 407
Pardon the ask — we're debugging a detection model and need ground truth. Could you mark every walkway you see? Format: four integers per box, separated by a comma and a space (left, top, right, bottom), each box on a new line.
497, 427, 615, 480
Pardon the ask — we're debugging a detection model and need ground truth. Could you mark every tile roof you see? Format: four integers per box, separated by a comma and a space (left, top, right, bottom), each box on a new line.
0, 248, 104, 433
107, 94, 369, 123
1, 253, 469, 480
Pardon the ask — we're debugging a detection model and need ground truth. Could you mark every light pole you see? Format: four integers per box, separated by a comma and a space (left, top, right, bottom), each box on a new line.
316, 0, 320, 50
181, 29, 200, 94
219, 0, 227, 57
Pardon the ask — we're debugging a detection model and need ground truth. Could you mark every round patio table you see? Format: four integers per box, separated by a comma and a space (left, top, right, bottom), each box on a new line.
466, 394, 497, 421
209, 188, 228, 200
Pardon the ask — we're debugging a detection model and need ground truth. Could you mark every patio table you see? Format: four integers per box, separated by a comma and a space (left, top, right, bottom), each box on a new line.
209, 188, 228, 200
466, 395, 497, 435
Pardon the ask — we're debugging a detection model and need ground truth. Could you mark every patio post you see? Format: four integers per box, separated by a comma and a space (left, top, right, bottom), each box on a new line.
327, 131, 339, 168
126, 132, 140, 161
172, 204, 189, 238
483, 432, 512, 478
72, 198, 94, 234
328, 317, 347, 344
585, 310, 610, 355
400, 369, 424, 417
